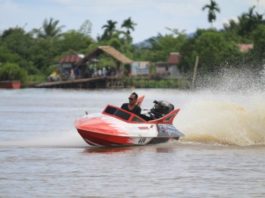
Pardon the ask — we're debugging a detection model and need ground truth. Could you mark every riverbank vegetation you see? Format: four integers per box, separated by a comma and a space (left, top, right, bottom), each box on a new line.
123, 77, 190, 89
0, 1, 264, 88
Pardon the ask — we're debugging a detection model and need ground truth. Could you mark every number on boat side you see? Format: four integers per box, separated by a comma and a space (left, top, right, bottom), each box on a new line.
138, 137, 146, 144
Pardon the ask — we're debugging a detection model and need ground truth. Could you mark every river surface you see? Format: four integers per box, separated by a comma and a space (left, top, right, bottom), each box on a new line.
1, 88, 265, 197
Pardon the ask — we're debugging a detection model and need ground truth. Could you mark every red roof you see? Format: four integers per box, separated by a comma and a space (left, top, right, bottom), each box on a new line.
238, 44, 253, 53
59, 54, 82, 64
167, 52, 181, 64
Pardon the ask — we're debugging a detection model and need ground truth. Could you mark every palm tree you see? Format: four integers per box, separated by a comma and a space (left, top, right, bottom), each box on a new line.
121, 17, 137, 43
202, 0, 220, 27
101, 20, 117, 40
33, 18, 64, 39
121, 17, 137, 35
224, 6, 265, 37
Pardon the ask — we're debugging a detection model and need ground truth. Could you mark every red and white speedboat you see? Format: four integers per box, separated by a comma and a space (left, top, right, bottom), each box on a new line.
75, 99, 184, 147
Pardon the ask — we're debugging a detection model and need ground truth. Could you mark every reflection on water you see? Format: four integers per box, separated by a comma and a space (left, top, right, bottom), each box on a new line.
84, 146, 136, 154
83, 143, 178, 154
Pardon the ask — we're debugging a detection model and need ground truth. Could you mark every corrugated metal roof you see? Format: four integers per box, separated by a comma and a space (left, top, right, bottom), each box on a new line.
59, 54, 82, 64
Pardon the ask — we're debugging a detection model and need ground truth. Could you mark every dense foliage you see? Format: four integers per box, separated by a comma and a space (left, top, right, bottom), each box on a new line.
0, 3, 264, 86
0, 62, 27, 83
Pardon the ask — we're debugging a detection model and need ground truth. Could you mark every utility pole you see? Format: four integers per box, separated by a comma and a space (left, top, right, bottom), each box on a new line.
192, 56, 199, 89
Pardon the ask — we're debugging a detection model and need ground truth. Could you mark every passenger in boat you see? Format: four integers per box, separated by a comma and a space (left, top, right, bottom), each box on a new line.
121, 92, 141, 116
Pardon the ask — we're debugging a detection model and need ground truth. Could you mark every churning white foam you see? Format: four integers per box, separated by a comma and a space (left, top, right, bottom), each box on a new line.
175, 96, 265, 146
175, 67, 265, 146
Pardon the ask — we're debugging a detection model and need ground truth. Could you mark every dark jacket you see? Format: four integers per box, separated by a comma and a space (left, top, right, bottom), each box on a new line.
121, 103, 141, 116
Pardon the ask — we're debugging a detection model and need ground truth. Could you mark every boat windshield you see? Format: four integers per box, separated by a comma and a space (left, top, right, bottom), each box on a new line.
103, 105, 145, 123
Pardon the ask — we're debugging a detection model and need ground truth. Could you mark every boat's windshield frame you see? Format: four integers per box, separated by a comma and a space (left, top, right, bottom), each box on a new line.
102, 105, 146, 123
103, 105, 180, 124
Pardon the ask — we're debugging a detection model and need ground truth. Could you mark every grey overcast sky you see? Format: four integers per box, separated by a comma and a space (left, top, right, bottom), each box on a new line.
0, 0, 264, 42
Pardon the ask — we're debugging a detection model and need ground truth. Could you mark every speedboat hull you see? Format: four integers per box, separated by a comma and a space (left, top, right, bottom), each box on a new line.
77, 128, 155, 146
75, 105, 184, 147
76, 127, 180, 147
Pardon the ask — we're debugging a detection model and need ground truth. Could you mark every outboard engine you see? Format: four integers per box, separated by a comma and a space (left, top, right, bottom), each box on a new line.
149, 100, 174, 119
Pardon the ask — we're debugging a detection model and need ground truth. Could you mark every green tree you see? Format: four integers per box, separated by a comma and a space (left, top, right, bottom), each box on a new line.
0, 45, 20, 64
202, 0, 220, 27
0, 62, 28, 83
252, 25, 265, 60
121, 17, 136, 35
1, 27, 34, 58
0, 27, 37, 74
33, 18, 64, 39
107, 37, 122, 50
180, 30, 240, 74
30, 38, 58, 73
224, 6, 265, 40
57, 30, 94, 54
101, 20, 117, 40
135, 32, 187, 62
29, 19, 66, 73
121, 17, 137, 42
98, 18, 138, 58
